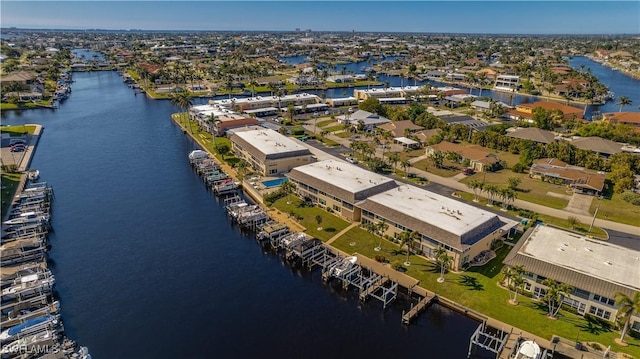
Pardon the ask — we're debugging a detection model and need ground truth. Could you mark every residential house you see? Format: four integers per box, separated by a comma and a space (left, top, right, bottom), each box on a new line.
426, 141, 500, 172
529, 158, 606, 196
336, 110, 391, 132
506, 127, 557, 144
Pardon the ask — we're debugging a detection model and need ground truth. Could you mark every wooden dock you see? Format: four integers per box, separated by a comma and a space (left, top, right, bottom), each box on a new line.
402, 292, 438, 324
359, 277, 389, 302
498, 330, 521, 359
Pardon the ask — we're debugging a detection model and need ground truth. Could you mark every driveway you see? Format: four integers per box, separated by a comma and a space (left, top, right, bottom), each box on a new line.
563, 193, 594, 216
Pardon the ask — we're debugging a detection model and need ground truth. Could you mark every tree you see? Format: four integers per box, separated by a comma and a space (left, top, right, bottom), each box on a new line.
358, 97, 386, 116
468, 179, 484, 202
616, 96, 632, 112
429, 150, 445, 169
567, 216, 581, 230
374, 219, 389, 251
613, 291, 640, 344
434, 246, 453, 283
170, 90, 194, 133
503, 265, 526, 305
216, 143, 230, 159
234, 159, 249, 178
507, 177, 521, 191
315, 214, 323, 230
484, 184, 500, 206
280, 180, 296, 204
542, 279, 573, 318
397, 230, 413, 266
499, 187, 516, 210
400, 159, 411, 177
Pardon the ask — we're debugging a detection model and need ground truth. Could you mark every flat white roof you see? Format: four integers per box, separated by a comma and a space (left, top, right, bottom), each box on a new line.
366, 184, 499, 237
520, 225, 640, 291
292, 159, 395, 194
233, 129, 308, 156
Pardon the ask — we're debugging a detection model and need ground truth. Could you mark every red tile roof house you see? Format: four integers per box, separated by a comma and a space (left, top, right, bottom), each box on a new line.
507, 101, 584, 122
425, 141, 500, 172
602, 112, 640, 130
529, 158, 606, 196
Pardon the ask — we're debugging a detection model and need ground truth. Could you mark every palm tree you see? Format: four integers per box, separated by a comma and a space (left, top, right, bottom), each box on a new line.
484, 184, 500, 206
435, 246, 453, 283
503, 265, 526, 304
616, 96, 632, 112
542, 279, 572, 318
613, 291, 640, 344
467, 179, 483, 202
400, 159, 411, 178
170, 90, 194, 134
234, 159, 249, 179
374, 219, 388, 252
280, 180, 296, 204
397, 231, 412, 266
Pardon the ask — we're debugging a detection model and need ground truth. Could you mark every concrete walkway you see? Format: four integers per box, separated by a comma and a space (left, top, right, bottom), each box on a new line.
326, 222, 359, 245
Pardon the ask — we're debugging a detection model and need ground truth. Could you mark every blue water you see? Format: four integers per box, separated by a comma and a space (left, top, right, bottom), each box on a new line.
262, 178, 288, 188
1, 70, 485, 358
569, 56, 640, 115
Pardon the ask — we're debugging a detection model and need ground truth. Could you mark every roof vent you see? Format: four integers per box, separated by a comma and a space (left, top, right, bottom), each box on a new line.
605, 261, 613, 266
558, 248, 565, 252
585, 247, 593, 252
563, 242, 569, 247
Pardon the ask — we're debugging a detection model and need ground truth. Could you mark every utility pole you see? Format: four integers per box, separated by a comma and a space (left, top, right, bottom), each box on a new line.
589, 195, 603, 233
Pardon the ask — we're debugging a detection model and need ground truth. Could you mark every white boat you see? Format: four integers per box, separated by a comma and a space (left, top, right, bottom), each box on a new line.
330, 256, 358, 278
1, 330, 54, 354
27, 170, 39, 181
3, 212, 50, 226
188, 150, 209, 161
0, 315, 58, 341
515, 340, 541, 359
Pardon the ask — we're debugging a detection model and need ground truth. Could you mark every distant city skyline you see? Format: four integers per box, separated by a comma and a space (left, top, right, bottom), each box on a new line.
1, 1, 639, 35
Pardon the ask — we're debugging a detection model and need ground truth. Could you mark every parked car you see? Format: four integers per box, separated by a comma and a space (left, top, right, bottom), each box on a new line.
11, 145, 25, 152
346, 157, 358, 164
462, 168, 475, 175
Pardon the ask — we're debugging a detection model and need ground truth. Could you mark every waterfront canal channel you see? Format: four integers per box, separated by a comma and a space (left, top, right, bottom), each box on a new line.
2, 70, 484, 358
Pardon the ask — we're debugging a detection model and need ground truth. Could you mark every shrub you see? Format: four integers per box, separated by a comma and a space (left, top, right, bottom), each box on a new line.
621, 192, 640, 206
374, 255, 387, 263
511, 162, 527, 173
588, 342, 603, 351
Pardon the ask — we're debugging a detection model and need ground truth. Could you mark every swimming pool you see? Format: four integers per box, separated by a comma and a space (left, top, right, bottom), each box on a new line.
261, 178, 288, 188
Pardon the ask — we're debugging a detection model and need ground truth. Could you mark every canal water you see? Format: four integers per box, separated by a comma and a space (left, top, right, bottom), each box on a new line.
1, 71, 486, 358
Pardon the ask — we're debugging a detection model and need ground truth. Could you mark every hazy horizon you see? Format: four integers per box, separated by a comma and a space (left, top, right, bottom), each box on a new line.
1, 1, 639, 35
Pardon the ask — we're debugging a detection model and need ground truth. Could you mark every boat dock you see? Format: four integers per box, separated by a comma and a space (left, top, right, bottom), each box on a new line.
401, 291, 438, 324
0, 176, 91, 358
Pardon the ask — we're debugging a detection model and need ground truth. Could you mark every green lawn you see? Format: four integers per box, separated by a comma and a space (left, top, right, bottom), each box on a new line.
335, 132, 353, 138
590, 192, 640, 227
460, 171, 570, 209
316, 119, 336, 128
324, 125, 345, 133
456, 191, 608, 239
1, 125, 37, 135
1, 172, 22, 217
413, 159, 461, 178
330, 227, 639, 357
271, 197, 350, 242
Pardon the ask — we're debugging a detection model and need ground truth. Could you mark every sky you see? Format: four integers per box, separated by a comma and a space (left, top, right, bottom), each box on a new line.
1, 1, 639, 34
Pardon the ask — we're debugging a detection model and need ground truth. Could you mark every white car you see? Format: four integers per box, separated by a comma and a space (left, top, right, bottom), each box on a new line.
346, 157, 358, 164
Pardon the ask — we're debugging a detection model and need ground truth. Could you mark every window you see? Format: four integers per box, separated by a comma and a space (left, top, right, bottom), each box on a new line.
524, 282, 531, 292
572, 288, 590, 300
332, 205, 340, 212
593, 294, 615, 306
589, 306, 611, 320
563, 297, 586, 314
269, 169, 277, 174
319, 199, 326, 206
533, 287, 547, 299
